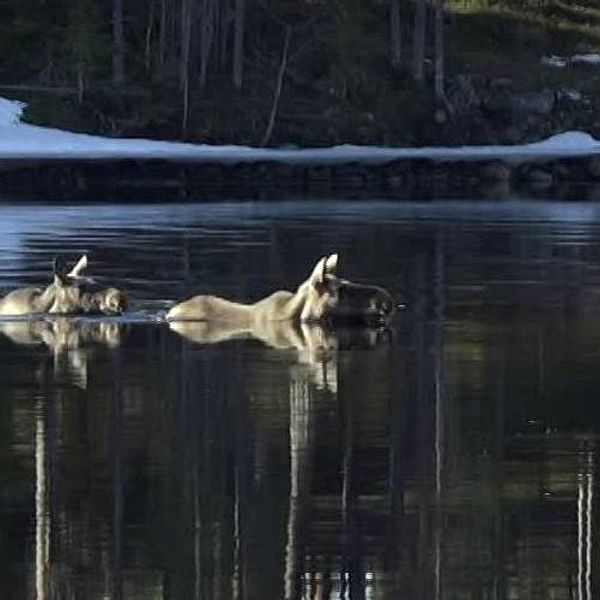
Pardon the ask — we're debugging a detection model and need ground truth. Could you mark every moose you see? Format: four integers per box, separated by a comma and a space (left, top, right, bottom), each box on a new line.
167, 253, 395, 326
0, 317, 123, 388
0, 255, 127, 317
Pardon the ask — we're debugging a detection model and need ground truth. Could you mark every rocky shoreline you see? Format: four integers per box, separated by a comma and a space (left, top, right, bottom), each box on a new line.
2, 155, 600, 201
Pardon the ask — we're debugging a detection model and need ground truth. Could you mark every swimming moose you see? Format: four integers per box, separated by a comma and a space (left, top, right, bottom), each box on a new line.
166, 254, 395, 326
0, 255, 127, 317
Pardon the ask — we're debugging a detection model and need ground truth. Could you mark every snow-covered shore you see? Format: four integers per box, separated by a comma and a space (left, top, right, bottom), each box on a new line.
1, 96, 600, 164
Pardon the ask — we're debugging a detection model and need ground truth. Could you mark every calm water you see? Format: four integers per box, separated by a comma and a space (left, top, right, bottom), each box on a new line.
2, 200, 600, 599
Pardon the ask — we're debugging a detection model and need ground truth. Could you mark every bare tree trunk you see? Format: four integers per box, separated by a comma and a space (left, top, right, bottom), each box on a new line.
233, 0, 245, 88
180, 0, 192, 134
181, 67, 190, 138
77, 65, 85, 103
434, 0, 445, 100
413, 0, 426, 83
390, 0, 402, 69
199, 0, 216, 88
42, 0, 55, 86
144, 0, 156, 74
180, 0, 191, 89
112, 0, 125, 85
261, 25, 291, 147
218, 1, 229, 71
158, 0, 167, 71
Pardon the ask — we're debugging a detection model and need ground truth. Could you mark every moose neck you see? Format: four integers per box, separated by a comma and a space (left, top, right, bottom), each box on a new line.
33, 282, 60, 313
249, 284, 313, 325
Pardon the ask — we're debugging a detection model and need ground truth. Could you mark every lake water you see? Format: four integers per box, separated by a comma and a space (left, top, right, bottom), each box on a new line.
2, 199, 600, 599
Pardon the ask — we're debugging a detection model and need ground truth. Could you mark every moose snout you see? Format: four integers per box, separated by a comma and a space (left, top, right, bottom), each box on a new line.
111, 293, 127, 314
371, 290, 396, 321
101, 289, 127, 315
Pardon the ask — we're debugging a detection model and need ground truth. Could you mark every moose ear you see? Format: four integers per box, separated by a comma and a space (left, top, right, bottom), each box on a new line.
324, 253, 338, 275
308, 256, 328, 285
68, 254, 88, 279
308, 253, 339, 285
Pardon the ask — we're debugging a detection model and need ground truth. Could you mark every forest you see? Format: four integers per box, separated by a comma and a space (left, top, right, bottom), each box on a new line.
2, 0, 600, 146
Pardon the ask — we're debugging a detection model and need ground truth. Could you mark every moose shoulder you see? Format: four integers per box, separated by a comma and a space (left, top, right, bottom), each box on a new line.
167, 254, 395, 326
0, 255, 85, 317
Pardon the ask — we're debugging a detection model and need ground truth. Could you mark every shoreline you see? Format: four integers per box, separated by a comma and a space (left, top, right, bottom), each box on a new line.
1, 154, 600, 201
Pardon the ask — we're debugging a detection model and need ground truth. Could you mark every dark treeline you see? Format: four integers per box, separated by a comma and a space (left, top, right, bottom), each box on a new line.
1, 0, 599, 145
0, 0, 449, 144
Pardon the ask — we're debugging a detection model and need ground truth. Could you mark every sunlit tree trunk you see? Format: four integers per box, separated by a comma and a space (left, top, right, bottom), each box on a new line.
233, 0, 245, 88
390, 0, 402, 69
112, 0, 125, 85
434, 0, 445, 100
413, 0, 426, 83
261, 25, 291, 146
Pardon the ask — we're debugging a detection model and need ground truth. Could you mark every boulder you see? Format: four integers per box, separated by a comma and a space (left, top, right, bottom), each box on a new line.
480, 161, 512, 182
501, 126, 523, 144
585, 184, 600, 201
526, 168, 553, 188
509, 90, 555, 115
589, 156, 600, 179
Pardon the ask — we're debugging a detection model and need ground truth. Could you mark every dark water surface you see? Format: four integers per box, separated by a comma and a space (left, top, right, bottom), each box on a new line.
2, 200, 600, 599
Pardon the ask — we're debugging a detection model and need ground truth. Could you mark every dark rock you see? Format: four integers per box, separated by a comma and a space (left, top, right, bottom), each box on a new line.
502, 127, 523, 144
306, 165, 332, 183
584, 184, 600, 201
548, 161, 569, 179
526, 168, 553, 187
480, 179, 511, 199
559, 157, 595, 180
387, 175, 403, 189
479, 161, 512, 182
509, 90, 555, 115
588, 156, 600, 179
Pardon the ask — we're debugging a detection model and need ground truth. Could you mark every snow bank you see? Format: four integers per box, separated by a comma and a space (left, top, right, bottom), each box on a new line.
528, 131, 599, 149
0, 96, 600, 163
541, 55, 567, 68
0, 97, 25, 126
542, 52, 600, 67
572, 53, 600, 65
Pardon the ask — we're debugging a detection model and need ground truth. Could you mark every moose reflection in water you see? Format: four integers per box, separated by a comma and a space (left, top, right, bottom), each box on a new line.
167, 318, 394, 598
0, 255, 127, 316
4, 201, 600, 599
167, 254, 395, 326
15, 307, 600, 600
170, 320, 335, 380
16, 310, 395, 600
0, 317, 122, 388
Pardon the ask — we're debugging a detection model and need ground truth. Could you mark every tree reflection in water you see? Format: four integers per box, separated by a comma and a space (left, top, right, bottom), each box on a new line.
2, 197, 600, 598
0, 313, 596, 600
